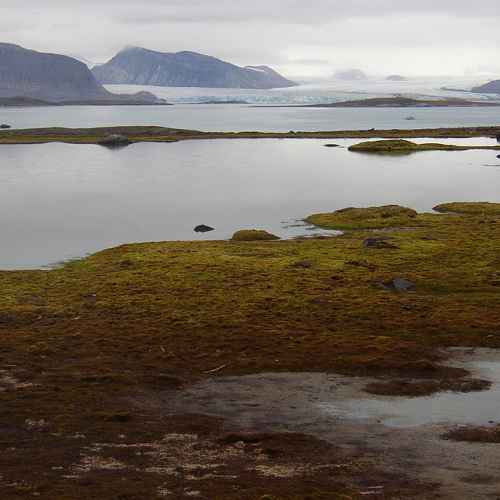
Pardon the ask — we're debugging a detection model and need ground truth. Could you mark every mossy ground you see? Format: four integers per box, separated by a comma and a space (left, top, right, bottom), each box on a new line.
434, 202, 500, 215
305, 205, 419, 230
1, 202, 500, 498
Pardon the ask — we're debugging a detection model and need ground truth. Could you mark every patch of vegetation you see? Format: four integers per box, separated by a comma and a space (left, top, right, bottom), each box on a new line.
434, 202, 500, 215
305, 205, 419, 230
231, 230, 280, 241
443, 425, 500, 443
348, 139, 500, 153
365, 378, 491, 397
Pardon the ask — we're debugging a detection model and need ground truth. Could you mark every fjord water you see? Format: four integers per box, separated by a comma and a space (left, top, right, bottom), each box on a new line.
3, 103, 500, 132
1, 138, 500, 269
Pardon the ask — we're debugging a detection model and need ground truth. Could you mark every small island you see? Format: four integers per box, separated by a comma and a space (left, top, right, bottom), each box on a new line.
348, 139, 500, 153
2, 125, 500, 145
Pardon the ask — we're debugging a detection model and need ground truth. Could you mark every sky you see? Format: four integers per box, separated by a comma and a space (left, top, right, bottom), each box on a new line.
1, 0, 499, 80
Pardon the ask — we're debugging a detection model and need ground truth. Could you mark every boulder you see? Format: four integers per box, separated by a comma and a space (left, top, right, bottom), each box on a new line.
0, 124, 11, 129
97, 134, 131, 148
381, 278, 416, 292
194, 224, 214, 233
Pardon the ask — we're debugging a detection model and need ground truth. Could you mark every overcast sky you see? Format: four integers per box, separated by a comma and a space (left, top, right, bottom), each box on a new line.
1, 0, 499, 79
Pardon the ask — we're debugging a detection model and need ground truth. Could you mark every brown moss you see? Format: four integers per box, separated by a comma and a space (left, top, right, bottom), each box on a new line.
443, 425, 500, 443
365, 378, 491, 397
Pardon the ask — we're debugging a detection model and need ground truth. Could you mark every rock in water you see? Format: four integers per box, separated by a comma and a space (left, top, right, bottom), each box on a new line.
194, 225, 215, 233
0, 124, 11, 129
97, 135, 131, 148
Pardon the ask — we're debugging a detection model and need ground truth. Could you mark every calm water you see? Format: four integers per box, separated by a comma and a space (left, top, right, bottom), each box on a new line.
1, 138, 500, 269
3, 103, 500, 132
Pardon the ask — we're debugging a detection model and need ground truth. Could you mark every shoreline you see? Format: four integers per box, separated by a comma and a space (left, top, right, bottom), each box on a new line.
1, 125, 500, 145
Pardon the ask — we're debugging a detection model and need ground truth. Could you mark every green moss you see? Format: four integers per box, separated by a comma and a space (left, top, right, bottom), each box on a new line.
434, 202, 500, 215
306, 205, 419, 230
231, 229, 280, 241
348, 139, 500, 153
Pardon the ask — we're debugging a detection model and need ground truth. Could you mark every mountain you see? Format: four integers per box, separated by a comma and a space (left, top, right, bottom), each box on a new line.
471, 80, 500, 94
386, 74, 407, 81
333, 69, 368, 81
0, 43, 166, 104
92, 47, 297, 89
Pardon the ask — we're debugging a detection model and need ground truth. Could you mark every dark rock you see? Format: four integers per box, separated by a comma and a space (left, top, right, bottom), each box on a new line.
363, 237, 398, 249
97, 134, 131, 148
292, 260, 313, 269
381, 278, 416, 292
324, 143, 340, 148
194, 224, 215, 233
0, 124, 11, 129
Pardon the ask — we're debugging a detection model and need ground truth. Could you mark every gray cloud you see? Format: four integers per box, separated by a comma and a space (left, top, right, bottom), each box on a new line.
0, 1, 499, 78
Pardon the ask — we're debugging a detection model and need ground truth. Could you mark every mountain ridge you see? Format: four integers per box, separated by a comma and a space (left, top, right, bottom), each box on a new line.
0, 43, 166, 104
92, 47, 297, 89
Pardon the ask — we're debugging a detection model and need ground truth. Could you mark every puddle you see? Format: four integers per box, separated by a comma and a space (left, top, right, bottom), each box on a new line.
162, 349, 500, 499
169, 349, 500, 432
324, 359, 500, 428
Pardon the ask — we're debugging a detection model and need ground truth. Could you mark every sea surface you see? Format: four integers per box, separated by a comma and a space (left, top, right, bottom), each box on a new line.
0, 137, 499, 269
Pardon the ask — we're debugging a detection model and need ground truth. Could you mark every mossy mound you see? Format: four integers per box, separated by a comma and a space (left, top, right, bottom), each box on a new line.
231, 230, 280, 241
434, 202, 500, 215
306, 205, 418, 230
348, 139, 500, 153
349, 139, 418, 152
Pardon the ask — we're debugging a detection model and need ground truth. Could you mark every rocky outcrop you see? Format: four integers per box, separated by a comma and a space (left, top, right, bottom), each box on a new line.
92, 47, 296, 89
0, 43, 166, 104
471, 80, 500, 94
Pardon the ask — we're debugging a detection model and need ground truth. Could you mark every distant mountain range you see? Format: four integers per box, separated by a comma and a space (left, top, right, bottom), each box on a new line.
0, 43, 166, 104
333, 69, 368, 81
92, 47, 297, 89
471, 80, 500, 94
